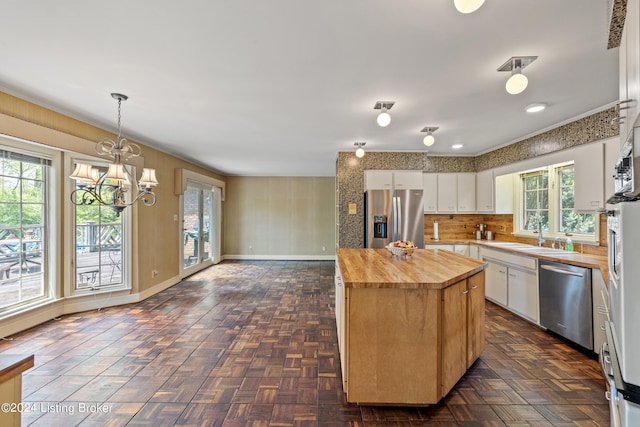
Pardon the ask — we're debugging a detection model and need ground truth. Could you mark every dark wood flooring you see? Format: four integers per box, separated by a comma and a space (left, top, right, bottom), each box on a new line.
0, 260, 609, 426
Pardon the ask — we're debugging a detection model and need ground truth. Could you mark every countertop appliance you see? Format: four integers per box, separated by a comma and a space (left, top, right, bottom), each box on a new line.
600, 201, 640, 426
538, 260, 593, 350
364, 189, 424, 248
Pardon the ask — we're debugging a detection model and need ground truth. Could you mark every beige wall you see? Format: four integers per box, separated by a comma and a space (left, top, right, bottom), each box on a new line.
224, 176, 336, 258
0, 91, 225, 295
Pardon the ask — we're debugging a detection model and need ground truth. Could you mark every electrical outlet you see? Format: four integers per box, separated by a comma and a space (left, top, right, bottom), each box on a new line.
500, 225, 506, 231
463, 224, 467, 229
322, 246, 326, 252
152, 270, 159, 278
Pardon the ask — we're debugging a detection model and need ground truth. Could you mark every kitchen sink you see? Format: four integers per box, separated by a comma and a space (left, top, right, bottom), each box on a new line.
484, 242, 575, 255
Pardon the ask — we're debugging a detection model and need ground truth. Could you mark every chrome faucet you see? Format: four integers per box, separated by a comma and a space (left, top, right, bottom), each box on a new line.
537, 220, 545, 247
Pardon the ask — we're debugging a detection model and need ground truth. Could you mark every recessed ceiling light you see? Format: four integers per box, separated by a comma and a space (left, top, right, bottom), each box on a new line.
452, 144, 463, 149
525, 103, 547, 113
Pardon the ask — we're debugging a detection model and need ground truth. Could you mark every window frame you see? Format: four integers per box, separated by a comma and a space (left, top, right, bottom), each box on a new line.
0, 136, 59, 317
64, 154, 132, 297
514, 161, 599, 244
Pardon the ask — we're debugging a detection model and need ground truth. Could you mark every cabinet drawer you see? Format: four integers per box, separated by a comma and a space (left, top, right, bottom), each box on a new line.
479, 247, 537, 270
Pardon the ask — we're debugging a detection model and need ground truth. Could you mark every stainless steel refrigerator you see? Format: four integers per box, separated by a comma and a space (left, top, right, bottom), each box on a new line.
364, 189, 425, 248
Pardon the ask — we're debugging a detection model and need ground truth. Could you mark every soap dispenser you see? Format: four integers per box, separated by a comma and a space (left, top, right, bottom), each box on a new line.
565, 236, 574, 252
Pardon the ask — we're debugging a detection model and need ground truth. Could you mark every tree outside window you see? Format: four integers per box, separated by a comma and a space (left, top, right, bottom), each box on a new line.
522, 170, 549, 232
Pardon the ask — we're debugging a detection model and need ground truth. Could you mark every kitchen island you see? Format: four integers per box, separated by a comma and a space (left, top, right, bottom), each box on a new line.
335, 248, 487, 405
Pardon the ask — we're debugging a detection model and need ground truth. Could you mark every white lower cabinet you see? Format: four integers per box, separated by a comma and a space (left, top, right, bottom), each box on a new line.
453, 244, 469, 257
469, 244, 480, 259
592, 269, 608, 356
507, 267, 539, 323
425, 244, 469, 256
335, 263, 347, 392
485, 261, 508, 306
480, 248, 539, 324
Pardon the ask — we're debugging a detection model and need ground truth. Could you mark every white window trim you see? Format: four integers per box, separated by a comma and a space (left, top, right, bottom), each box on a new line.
513, 162, 600, 245
0, 135, 60, 317
63, 153, 132, 297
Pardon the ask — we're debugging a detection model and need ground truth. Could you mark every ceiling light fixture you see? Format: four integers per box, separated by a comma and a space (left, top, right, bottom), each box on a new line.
374, 101, 394, 127
452, 144, 464, 149
454, 0, 485, 14
421, 127, 439, 147
525, 103, 547, 113
70, 93, 159, 215
497, 56, 538, 95
354, 142, 366, 158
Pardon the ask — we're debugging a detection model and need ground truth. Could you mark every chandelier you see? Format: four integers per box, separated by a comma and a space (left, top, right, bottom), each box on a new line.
69, 93, 159, 215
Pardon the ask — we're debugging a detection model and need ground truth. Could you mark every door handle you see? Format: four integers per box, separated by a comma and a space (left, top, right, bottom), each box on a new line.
540, 264, 585, 277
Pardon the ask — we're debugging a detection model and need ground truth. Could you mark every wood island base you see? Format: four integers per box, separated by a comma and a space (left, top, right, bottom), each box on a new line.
336, 248, 487, 406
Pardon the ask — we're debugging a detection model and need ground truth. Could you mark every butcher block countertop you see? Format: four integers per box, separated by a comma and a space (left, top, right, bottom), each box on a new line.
336, 248, 487, 290
0, 354, 33, 385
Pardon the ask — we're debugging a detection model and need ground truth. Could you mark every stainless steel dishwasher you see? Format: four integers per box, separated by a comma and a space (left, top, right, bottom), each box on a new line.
538, 260, 593, 350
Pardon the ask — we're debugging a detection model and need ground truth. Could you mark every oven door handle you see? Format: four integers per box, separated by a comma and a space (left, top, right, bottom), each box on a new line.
540, 264, 585, 277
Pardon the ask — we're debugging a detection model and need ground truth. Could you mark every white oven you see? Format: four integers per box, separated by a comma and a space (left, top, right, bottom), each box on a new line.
603, 202, 640, 426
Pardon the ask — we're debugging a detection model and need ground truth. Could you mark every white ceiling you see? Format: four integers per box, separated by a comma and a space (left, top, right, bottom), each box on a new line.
0, 1, 619, 176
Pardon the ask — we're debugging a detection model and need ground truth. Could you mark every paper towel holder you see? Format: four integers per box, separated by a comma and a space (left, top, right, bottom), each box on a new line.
431, 220, 440, 241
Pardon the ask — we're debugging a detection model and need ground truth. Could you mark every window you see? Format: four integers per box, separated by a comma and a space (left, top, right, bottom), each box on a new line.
0, 148, 50, 311
522, 170, 549, 231
72, 163, 129, 292
517, 162, 597, 242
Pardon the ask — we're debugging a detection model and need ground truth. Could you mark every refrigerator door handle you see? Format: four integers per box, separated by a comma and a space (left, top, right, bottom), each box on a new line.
396, 197, 402, 240
391, 196, 398, 242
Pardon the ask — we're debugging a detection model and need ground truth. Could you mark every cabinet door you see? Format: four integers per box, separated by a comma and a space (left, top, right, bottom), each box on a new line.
507, 267, 538, 323
422, 173, 438, 212
495, 174, 514, 214
484, 261, 508, 306
457, 174, 476, 212
592, 269, 609, 355
437, 174, 457, 212
469, 244, 480, 260
454, 244, 469, 257
442, 280, 468, 397
365, 170, 393, 190
573, 143, 605, 211
335, 266, 348, 391
476, 170, 494, 212
394, 171, 423, 189
467, 271, 485, 368
624, 0, 640, 134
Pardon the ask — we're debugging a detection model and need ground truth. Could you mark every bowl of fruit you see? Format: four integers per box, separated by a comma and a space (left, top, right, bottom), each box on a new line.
386, 240, 418, 257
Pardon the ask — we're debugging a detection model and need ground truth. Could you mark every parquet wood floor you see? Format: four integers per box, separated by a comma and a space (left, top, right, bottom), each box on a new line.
0, 260, 609, 426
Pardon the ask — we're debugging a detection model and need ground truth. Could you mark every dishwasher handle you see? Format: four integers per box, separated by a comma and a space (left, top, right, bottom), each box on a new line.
540, 264, 585, 277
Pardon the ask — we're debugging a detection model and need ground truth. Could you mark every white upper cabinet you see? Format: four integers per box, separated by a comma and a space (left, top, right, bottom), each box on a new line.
457, 173, 476, 212
364, 170, 393, 190
620, 0, 640, 136
364, 170, 422, 191
494, 174, 514, 214
437, 174, 458, 212
422, 173, 438, 212
475, 170, 494, 212
393, 171, 424, 189
573, 143, 605, 212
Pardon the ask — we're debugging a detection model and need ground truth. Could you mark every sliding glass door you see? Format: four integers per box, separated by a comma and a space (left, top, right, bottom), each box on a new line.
182, 181, 214, 276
